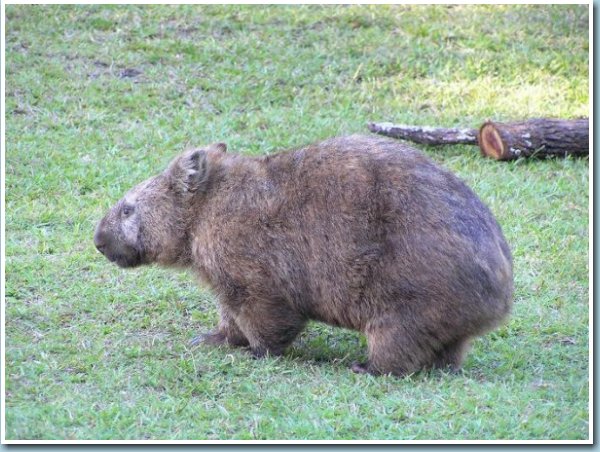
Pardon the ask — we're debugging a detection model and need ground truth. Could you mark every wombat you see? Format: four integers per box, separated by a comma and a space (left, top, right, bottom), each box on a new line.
94, 135, 513, 376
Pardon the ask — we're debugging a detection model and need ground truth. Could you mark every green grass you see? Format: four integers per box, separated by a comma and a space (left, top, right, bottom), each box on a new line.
4, 4, 589, 441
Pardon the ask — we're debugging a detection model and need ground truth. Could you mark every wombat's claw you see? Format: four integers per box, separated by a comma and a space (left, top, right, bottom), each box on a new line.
190, 331, 229, 347
189, 335, 206, 347
350, 361, 370, 374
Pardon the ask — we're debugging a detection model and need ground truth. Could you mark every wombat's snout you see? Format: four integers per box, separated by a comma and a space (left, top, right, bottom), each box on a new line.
94, 217, 113, 256
94, 218, 143, 268
93, 228, 108, 255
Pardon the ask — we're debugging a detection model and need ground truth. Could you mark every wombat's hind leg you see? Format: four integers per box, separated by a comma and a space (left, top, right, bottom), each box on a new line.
235, 299, 307, 358
432, 338, 471, 372
358, 320, 437, 377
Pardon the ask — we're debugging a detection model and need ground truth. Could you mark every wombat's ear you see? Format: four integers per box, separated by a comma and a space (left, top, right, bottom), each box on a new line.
172, 149, 209, 194
207, 142, 227, 153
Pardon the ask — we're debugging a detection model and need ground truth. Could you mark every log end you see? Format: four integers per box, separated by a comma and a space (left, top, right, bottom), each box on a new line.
478, 122, 508, 160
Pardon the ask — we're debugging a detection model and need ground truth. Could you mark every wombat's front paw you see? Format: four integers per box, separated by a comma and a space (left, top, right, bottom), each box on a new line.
189, 331, 228, 347
249, 345, 284, 359
351, 361, 373, 375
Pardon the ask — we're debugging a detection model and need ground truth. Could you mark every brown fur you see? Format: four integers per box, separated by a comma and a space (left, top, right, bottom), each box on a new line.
94, 135, 513, 376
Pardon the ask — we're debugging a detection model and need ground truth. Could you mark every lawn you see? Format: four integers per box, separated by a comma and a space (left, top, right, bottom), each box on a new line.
3, 4, 590, 441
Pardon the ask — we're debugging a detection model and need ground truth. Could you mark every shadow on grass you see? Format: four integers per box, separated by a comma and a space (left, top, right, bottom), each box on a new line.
190, 323, 514, 383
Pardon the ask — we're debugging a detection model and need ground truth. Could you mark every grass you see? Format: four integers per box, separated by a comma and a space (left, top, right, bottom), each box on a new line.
4, 4, 589, 441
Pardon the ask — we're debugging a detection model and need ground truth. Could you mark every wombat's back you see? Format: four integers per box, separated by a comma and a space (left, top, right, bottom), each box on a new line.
257, 135, 512, 331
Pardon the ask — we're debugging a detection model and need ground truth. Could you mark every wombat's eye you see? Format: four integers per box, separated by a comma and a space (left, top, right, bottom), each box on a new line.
122, 205, 134, 217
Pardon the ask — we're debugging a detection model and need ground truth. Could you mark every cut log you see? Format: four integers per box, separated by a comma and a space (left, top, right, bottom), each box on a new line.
478, 118, 589, 161
368, 122, 478, 145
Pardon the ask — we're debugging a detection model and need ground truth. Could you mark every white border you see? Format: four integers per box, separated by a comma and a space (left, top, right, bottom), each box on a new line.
587, 0, 593, 445
0, 0, 593, 4
0, 439, 595, 445
1, 0, 7, 445
1, 0, 593, 445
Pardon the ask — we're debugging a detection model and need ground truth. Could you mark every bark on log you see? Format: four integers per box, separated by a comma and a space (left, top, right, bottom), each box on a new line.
368, 122, 478, 145
478, 118, 589, 161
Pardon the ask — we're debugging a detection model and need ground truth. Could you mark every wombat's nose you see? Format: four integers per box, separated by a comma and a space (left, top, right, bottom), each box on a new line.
94, 230, 108, 255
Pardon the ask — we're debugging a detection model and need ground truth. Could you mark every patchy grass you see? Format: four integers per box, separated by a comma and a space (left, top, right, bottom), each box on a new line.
4, 4, 589, 441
